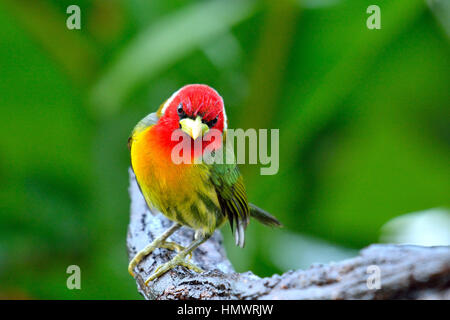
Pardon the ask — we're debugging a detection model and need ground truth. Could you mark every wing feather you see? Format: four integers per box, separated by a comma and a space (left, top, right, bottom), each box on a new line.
210, 162, 250, 248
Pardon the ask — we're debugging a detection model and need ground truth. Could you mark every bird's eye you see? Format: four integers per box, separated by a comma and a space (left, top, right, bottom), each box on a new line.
177, 103, 185, 117
207, 116, 218, 127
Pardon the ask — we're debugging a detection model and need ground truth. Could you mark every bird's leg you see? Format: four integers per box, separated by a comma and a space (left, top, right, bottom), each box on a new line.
128, 223, 182, 277
158, 241, 185, 252
145, 233, 210, 285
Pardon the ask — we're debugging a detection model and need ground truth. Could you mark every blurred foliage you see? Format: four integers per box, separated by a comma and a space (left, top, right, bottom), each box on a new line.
0, 0, 449, 299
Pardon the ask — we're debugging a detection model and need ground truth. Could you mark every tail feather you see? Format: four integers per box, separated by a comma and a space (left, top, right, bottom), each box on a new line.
235, 220, 246, 248
249, 203, 282, 227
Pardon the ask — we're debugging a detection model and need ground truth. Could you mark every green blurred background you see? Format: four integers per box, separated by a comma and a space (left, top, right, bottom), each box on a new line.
0, 0, 449, 299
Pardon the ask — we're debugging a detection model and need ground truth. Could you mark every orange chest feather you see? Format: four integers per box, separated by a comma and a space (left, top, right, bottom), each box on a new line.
132, 126, 185, 184
130, 126, 203, 208
130, 123, 224, 232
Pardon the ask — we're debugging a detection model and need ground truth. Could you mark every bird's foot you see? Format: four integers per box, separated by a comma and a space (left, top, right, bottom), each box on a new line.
159, 241, 186, 252
159, 241, 193, 260
144, 253, 203, 285
128, 240, 185, 277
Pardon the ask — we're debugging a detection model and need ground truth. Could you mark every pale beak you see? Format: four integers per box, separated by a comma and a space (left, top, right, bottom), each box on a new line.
179, 116, 209, 140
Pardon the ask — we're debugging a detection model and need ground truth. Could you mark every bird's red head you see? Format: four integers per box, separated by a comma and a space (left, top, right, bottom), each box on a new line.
159, 84, 226, 132
153, 84, 227, 159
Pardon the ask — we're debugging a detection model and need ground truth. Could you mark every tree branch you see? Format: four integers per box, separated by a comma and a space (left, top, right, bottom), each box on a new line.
127, 169, 450, 300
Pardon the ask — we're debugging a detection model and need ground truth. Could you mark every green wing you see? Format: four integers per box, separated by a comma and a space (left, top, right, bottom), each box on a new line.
210, 161, 250, 248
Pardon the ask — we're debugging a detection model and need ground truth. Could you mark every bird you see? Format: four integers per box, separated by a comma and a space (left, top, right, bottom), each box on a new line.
127, 84, 281, 284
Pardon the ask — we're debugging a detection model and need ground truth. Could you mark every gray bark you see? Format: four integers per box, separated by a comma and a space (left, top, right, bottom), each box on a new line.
127, 169, 450, 300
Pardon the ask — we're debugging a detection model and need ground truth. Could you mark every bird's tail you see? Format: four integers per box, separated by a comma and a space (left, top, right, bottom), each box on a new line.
249, 203, 282, 227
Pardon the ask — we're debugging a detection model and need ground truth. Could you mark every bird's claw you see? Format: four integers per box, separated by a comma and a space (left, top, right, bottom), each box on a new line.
160, 241, 192, 260
144, 254, 203, 285
159, 241, 186, 252
128, 239, 185, 277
